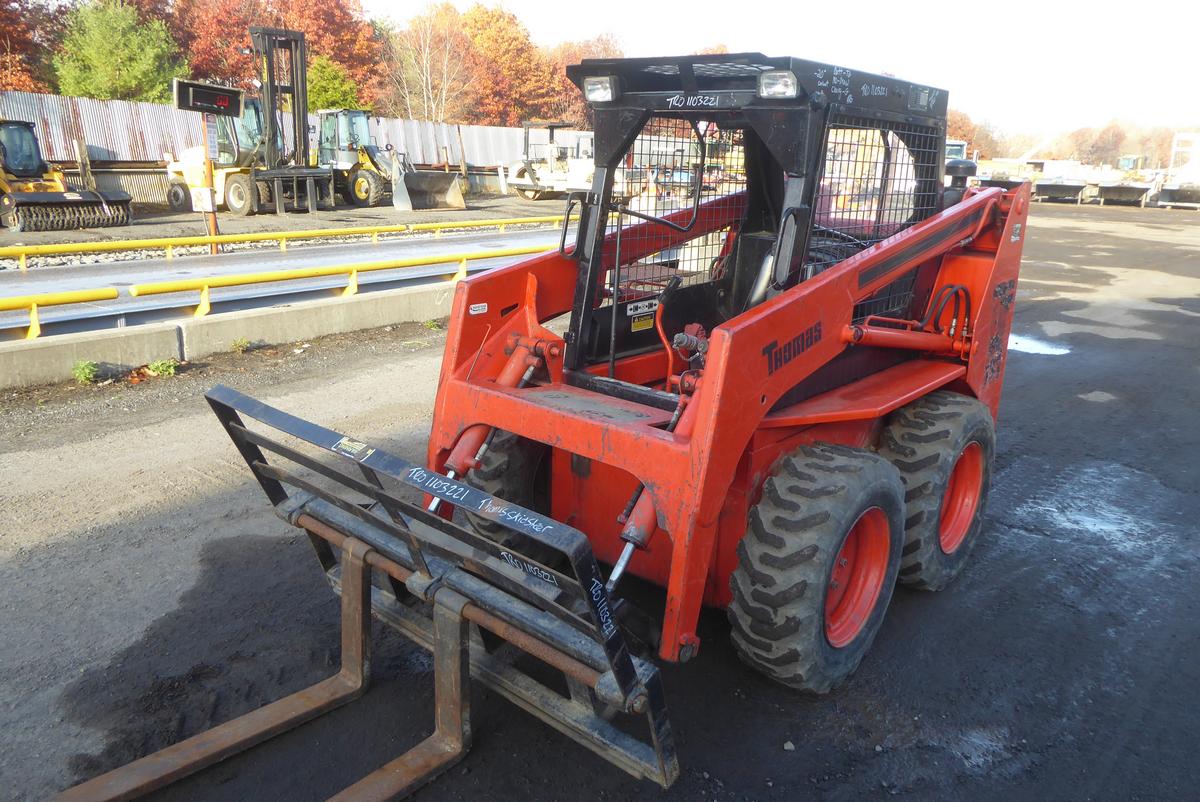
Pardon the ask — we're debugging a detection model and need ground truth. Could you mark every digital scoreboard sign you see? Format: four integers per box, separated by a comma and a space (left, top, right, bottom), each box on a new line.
173, 78, 244, 117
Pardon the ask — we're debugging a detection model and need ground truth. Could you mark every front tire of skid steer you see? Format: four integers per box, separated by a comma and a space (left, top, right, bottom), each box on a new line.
728, 443, 905, 693
877, 391, 995, 591
464, 431, 556, 560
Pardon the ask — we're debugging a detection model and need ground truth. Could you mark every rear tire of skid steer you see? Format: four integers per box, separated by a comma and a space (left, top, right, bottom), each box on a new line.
464, 431, 556, 562
224, 174, 255, 216
877, 390, 995, 591
728, 443, 905, 693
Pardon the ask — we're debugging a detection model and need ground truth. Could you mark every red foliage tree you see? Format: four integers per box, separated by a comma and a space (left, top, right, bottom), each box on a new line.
0, 0, 50, 91
544, 34, 622, 127
172, 0, 266, 87
171, 0, 380, 102
461, 6, 555, 126
270, 0, 382, 105
947, 108, 1000, 159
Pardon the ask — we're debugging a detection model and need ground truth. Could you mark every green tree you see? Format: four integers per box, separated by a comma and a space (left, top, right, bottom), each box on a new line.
306, 54, 360, 111
53, 0, 186, 102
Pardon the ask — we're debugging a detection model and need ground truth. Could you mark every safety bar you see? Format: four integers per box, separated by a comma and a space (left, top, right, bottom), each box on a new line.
126, 245, 551, 316
0, 215, 577, 271
0, 288, 118, 339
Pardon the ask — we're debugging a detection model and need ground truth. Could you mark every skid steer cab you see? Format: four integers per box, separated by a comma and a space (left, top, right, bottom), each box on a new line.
58, 54, 1029, 799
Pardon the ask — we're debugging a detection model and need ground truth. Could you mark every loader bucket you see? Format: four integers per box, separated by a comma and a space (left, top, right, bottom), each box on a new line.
54, 385, 678, 801
394, 170, 466, 211
1034, 179, 1088, 204
1158, 184, 1200, 209
1097, 182, 1154, 207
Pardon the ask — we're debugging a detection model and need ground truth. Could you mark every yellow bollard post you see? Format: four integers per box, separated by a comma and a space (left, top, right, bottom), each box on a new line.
166, 245, 174, 260
499, 223, 507, 233
280, 239, 288, 252
371, 232, 379, 245
343, 270, 359, 296
195, 285, 211, 317
19, 253, 27, 272
451, 258, 469, 283
25, 303, 40, 339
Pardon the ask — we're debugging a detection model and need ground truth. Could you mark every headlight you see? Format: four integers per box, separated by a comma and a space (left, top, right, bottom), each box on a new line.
583, 75, 618, 103
757, 70, 798, 99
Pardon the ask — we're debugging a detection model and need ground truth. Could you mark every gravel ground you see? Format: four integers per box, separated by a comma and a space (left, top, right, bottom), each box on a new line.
1, 203, 1198, 801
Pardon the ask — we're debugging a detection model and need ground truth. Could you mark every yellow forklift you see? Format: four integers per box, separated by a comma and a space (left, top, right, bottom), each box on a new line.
164, 28, 333, 216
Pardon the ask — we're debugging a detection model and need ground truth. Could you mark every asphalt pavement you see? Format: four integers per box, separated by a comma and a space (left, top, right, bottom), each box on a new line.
1, 202, 1197, 801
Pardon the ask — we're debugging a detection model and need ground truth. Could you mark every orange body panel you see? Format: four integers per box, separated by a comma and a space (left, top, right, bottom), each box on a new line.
427, 184, 1029, 662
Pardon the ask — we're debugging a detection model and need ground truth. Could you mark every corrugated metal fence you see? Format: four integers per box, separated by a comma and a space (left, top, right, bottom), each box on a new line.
0, 90, 587, 167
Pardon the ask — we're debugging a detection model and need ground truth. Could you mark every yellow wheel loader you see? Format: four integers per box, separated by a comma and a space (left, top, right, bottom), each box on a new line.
1, 119, 131, 232
316, 108, 465, 210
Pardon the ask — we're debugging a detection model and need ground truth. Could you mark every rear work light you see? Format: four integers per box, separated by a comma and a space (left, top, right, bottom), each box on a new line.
584, 76, 619, 103
757, 70, 798, 99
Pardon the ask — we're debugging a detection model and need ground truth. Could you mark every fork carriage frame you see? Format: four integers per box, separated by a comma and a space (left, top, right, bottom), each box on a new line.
55, 386, 678, 800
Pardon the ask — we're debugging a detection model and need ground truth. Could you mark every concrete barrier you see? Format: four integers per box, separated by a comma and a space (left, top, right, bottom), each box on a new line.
0, 282, 454, 390
0, 322, 182, 389
177, 282, 454, 361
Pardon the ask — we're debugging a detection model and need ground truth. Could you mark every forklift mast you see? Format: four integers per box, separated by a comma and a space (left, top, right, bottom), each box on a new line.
249, 27, 310, 169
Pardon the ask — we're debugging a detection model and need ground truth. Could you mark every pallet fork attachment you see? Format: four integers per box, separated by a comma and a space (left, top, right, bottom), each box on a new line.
54, 384, 677, 801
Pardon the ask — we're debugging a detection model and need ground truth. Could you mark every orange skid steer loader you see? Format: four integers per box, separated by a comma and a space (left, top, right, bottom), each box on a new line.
58, 54, 1028, 800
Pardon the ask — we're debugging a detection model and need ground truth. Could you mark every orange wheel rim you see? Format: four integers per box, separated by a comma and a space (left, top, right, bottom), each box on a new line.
939, 441, 984, 554
824, 507, 890, 648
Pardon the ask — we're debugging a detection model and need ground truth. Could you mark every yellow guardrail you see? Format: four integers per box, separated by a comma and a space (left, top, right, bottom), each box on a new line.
0, 215, 573, 271
129, 244, 552, 316
0, 288, 120, 339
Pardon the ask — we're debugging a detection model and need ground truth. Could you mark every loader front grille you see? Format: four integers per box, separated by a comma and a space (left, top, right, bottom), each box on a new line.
809, 115, 941, 321
600, 118, 747, 307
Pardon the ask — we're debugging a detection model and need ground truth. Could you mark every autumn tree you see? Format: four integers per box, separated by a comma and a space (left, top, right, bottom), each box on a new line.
270, 0, 382, 105
1, 0, 52, 91
1090, 121, 1126, 166
461, 5, 555, 126
54, 0, 188, 102
172, 0, 266, 87
170, 0, 379, 100
947, 108, 1000, 159
307, 54, 358, 111
1135, 126, 1175, 168
379, 4, 475, 121
543, 34, 622, 127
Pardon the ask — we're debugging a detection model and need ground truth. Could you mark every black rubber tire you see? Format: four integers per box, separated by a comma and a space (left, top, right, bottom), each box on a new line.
348, 168, 385, 207
224, 174, 255, 216
464, 430, 555, 562
257, 180, 273, 210
5, 206, 26, 232
728, 443, 905, 693
166, 181, 192, 212
877, 390, 995, 591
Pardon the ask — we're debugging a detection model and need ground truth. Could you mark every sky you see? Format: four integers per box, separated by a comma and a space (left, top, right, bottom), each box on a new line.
362, 0, 1199, 136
